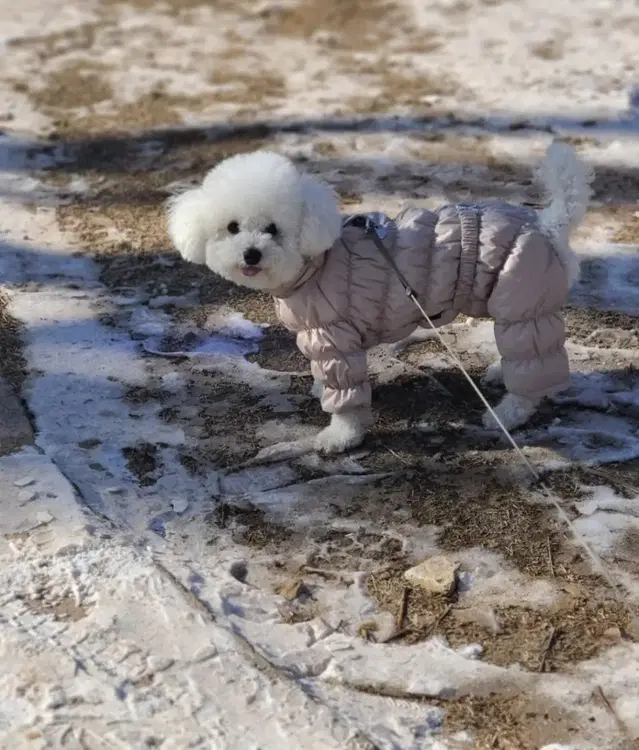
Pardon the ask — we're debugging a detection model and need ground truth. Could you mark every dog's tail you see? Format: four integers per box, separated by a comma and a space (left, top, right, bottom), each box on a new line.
535, 142, 594, 287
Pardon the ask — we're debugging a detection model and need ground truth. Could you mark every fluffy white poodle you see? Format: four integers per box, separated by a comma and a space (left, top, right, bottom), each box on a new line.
167, 144, 592, 455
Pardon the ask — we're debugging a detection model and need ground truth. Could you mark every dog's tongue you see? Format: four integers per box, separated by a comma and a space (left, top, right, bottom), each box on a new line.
242, 267, 261, 277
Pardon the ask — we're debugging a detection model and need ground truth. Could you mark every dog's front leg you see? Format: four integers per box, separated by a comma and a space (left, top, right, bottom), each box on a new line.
315, 409, 371, 454
482, 392, 539, 431
296, 326, 372, 454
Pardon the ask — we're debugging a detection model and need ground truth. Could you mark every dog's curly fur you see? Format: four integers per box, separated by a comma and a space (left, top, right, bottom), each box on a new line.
167, 145, 592, 454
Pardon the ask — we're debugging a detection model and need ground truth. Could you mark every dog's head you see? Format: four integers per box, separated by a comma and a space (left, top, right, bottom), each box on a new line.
167, 151, 342, 293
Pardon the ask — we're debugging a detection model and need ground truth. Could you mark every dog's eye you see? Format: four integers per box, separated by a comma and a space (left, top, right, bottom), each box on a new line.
265, 222, 278, 236
227, 221, 240, 235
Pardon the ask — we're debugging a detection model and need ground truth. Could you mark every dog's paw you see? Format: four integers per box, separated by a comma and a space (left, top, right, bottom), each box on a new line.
481, 360, 504, 387
314, 414, 367, 455
482, 393, 538, 431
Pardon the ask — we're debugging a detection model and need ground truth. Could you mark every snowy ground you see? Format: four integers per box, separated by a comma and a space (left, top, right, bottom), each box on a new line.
1, 0, 639, 748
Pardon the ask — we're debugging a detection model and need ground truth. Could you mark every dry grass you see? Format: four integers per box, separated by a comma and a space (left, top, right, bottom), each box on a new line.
346, 69, 457, 114
612, 211, 639, 244
208, 69, 286, 104
122, 442, 161, 486
5, 22, 103, 58
264, 0, 407, 51
55, 133, 270, 262
432, 693, 582, 750
368, 565, 631, 669
99, 0, 239, 14
23, 593, 90, 622
332, 53, 458, 114
21, 61, 113, 110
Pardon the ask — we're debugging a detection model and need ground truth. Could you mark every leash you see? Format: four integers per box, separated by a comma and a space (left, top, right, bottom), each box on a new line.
346, 213, 629, 601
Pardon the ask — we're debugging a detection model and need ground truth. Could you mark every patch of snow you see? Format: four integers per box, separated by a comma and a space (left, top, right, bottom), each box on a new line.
571, 244, 639, 315
207, 310, 266, 340
456, 548, 558, 610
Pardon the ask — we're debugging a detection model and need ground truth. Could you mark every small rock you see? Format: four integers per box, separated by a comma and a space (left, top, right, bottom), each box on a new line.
457, 643, 483, 660
172, 497, 189, 514
276, 578, 309, 600
602, 626, 622, 643
404, 556, 460, 596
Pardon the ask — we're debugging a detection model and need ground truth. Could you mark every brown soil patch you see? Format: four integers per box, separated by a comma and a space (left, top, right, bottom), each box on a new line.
529, 36, 566, 61
612, 210, 639, 244
0, 291, 27, 391
245, 323, 309, 372
194, 379, 278, 464
55, 69, 286, 139
369, 565, 630, 666
50, 90, 209, 139
55, 134, 271, 262
208, 69, 286, 105
434, 693, 583, 750
565, 306, 639, 348
123, 442, 161, 486
23, 592, 90, 622
345, 68, 457, 114
265, 0, 407, 51
360, 471, 633, 679
402, 472, 563, 575
6, 23, 103, 58
100, 0, 238, 14
22, 61, 113, 111
208, 503, 295, 548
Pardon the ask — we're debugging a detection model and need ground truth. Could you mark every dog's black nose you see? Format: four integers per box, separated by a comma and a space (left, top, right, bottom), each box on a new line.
243, 247, 262, 266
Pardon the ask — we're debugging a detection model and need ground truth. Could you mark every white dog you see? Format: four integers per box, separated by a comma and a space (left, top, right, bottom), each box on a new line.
167, 144, 592, 455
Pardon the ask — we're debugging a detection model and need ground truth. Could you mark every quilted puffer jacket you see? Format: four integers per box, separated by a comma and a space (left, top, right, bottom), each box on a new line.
275, 202, 572, 415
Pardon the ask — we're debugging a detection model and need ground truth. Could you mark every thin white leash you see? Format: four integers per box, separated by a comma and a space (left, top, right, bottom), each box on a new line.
352, 215, 627, 600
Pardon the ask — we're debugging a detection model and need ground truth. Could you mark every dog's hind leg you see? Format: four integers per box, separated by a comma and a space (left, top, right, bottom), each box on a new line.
482, 392, 540, 431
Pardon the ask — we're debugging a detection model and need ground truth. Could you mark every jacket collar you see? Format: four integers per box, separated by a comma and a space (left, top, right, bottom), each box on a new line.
271, 252, 327, 299
271, 212, 396, 299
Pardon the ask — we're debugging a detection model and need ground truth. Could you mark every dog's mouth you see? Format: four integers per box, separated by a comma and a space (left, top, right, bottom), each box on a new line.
241, 266, 262, 277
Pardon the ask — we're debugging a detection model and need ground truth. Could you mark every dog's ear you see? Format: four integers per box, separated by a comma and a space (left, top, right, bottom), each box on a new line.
166, 188, 209, 264
299, 174, 342, 256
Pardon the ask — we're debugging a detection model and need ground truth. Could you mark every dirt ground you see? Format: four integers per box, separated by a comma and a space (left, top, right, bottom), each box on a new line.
2, 0, 639, 747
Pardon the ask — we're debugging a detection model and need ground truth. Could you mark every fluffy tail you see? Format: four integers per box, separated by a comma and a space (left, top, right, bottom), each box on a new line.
536, 142, 594, 287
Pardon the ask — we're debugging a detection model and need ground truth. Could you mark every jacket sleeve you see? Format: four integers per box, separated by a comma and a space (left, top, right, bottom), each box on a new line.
487, 232, 570, 400
296, 321, 371, 414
